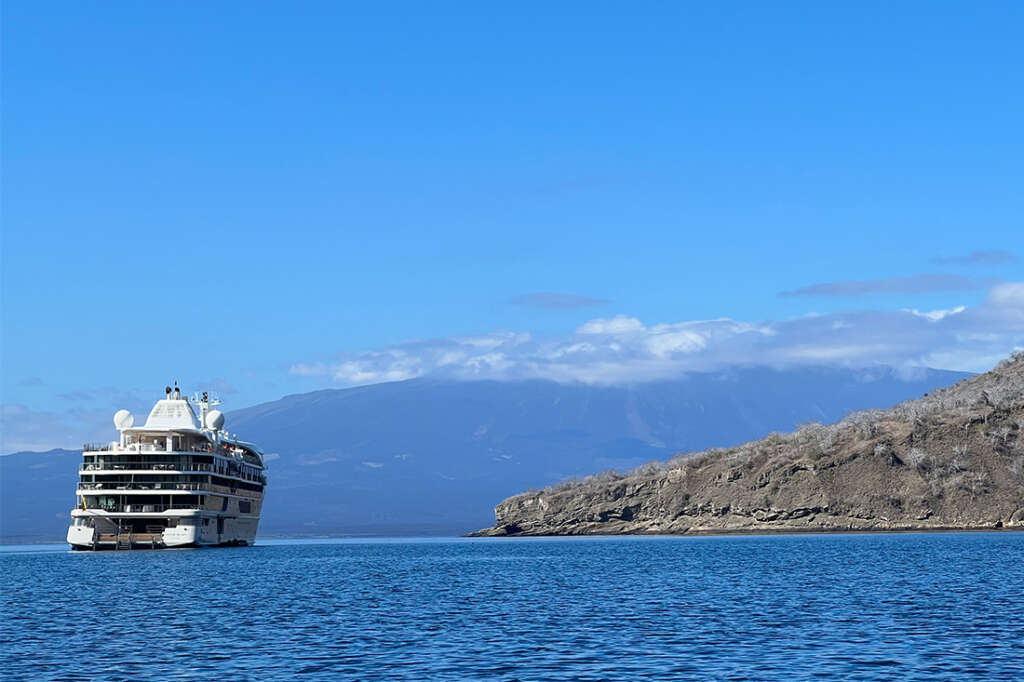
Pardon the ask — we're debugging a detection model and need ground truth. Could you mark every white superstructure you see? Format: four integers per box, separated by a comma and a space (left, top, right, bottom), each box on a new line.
67, 384, 267, 550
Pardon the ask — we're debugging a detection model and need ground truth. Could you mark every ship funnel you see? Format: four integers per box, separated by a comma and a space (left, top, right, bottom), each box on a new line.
173, 382, 181, 400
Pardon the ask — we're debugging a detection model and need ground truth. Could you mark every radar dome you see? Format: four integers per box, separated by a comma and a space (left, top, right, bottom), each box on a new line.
113, 409, 134, 430
206, 410, 225, 430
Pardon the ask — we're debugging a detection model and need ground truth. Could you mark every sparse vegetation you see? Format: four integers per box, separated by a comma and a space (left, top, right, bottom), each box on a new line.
479, 353, 1024, 536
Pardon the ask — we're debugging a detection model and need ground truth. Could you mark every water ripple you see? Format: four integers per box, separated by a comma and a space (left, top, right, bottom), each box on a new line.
2, 533, 1024, 680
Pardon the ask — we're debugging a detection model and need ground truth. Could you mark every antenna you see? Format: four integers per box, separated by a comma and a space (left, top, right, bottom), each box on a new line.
190, 391, 221, 406
193, 390, 224, 429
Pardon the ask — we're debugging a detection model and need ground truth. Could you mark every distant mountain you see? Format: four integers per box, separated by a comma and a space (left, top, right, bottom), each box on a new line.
0, 449, 82, 543
475, 356, 1024, 536
0, 366, 972, 541
226, 365, 971, 535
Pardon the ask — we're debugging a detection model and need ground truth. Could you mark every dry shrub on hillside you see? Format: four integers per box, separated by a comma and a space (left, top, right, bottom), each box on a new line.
539, 354, 1024, 495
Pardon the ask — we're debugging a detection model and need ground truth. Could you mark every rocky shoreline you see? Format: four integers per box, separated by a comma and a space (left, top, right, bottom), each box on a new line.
473, 355, 1024, 537
471, 521, 1022, 538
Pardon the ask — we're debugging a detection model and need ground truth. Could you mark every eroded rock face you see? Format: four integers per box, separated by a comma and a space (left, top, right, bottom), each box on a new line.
473, 355, 1024, 536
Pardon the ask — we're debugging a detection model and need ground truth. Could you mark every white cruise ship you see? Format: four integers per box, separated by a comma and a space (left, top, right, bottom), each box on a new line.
67, 384, 267, 550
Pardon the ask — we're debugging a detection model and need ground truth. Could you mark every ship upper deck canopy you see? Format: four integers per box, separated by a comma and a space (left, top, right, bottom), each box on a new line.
133, 399, 202, 431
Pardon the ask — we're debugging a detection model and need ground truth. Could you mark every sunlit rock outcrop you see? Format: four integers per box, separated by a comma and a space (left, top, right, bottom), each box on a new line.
475, 354, 1024, 536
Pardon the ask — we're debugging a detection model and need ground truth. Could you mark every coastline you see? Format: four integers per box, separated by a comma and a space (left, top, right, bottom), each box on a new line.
468, 523, 1024, 538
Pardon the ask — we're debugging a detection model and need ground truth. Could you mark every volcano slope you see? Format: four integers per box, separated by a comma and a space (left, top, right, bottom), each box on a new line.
475, 355, 1024, 536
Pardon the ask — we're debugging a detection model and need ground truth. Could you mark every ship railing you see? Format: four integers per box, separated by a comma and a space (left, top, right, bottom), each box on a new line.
124, 443, 166, 453
77, 481, 256, 497
80, 462, 214, 472
77, 482, 246, 495
118, 444, 217, 454
79, 462, 264, 484
84, 441, 261, 459
78, 459, 263, 481
98, 443, 258, 460
78, 482, 207, 491
87, 503, 206, 514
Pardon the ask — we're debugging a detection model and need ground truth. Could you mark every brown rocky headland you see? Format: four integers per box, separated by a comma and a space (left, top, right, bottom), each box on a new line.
473, 354, 1024, 537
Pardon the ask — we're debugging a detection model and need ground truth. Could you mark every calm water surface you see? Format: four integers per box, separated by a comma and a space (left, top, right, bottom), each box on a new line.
2, 533, 1023, 680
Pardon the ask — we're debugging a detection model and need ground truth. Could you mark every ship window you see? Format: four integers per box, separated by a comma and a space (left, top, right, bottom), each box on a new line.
239, 500, 251, 514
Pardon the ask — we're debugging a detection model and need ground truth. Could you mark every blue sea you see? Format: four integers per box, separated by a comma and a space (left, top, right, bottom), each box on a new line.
2, 533, 1023, 680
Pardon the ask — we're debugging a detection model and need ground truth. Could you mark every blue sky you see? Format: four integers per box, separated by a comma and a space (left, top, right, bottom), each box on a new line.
2, 2, 1023, 450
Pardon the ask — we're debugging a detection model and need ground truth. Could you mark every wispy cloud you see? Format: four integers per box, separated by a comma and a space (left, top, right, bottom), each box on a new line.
58, 390, 94, 402
11, 284, 1024, 453
1, 403, 115, 453
932, 250, 1016, 266
194, 378, 238, 395
291, 282, 1024, 385
1, 387, 154, 454
904, 306, 966, 322
509, 292, 611, 308
779, 274, 982, 298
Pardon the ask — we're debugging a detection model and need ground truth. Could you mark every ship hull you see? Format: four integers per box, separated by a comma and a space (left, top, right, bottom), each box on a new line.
67, 512, 260, 550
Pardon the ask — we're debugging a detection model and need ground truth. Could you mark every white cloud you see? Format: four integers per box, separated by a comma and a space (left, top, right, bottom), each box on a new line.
989, 282, 1024, 306
643, 329, 707, 357
9, 282, 1024, 453
906, 306, 966, 322
577, 315, 645, 335
455, 332, 531, 348
781, 344, 893, 362
463, 352, 513, 374
290, 282, 1024, 386
292, 350, 424, 385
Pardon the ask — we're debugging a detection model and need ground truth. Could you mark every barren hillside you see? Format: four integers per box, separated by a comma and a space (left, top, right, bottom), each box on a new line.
475, 354, 1024, 536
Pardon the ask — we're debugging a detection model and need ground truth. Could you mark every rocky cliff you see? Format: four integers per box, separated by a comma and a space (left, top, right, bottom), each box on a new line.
474, 355, 1024, 536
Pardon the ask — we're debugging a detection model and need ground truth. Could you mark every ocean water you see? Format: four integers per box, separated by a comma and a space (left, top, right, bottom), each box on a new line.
2, 533, 1023, 680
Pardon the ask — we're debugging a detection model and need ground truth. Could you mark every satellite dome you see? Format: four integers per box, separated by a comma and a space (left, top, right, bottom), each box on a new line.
113, 409, 134, 430
206, 410, 225, 430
